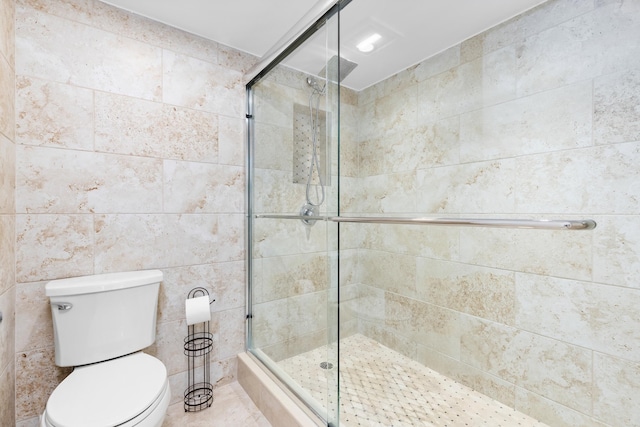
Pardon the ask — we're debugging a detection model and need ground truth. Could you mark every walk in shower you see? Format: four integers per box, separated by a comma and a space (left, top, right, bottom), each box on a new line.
245, 1, 640, 426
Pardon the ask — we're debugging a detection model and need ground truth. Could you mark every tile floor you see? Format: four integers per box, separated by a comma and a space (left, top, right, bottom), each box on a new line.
163, 382, 271, 427
278, 334, 549, 427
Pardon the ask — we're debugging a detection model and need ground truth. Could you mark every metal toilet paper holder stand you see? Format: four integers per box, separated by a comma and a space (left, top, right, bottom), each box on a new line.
184, 287, 215, 412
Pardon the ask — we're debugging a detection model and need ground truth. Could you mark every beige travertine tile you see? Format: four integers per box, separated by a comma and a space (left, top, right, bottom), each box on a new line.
0, 54, 15, 141
414, 46, 460, 81
463, 13, 524, 61
252, 80, 296, 130
18, 0, 224, 65
250, 169, 306, 214
516, 0, 640, 96
215, 308, 246, 360
16, 214, 94, 283
95, 92, 220, 162
0, 361, 16, 426
358, 249, 416, 298
162, 105, 219, 163
337, 282, 359, 331
288, 291, 328, 341
515, 142, 640, 214
460, 80, 592, 162
0, 287, 15, 377
460, 316, 592, 414
373, 85, 418, 138
0, 135, 15, 215
253, 123, 292, 171
162, 50, 243, 117
416, 158, 515, 214
95, 214, 243, 272
16, 5, 162, 100
148, 319, 196, 377
163, 355, 237, 401
416, 258, 516, 325
15, 281, 51, 354
15, 346, 72, 421
218, 44, 256, 74
359, 222, 460, 260
417, 58, 485, 123
594, 67, 640, 145
252, 217, 328, 258
0, 0, 15, 67
261, 253, 328, 302
251, 299, 290, 349
159, 262, 245, 323
218, 115, 245, 167
163, 160, 243, 213
386, 292, 460, 358
355, 283, 386, 327
339, 108, 359, 178
0, 215, 15, 296
515, 387, 611, 427
94, 91, 164, 158
283, 329, 329, 362
516, 273, 640, 361
357, 172, 416, 213
593, 215, 640, 289
358, 134, 388, 177
416, 346, 516, 408
17, 145, 163, 214
0, 361, 17, 426
459, 225, 592, 281
360, 321, 417, 360
373, 127, 423, 175
519, 0, 595, 39
412, 116, 460, 168
16, 76, 93, 149
593, 353, 640, 427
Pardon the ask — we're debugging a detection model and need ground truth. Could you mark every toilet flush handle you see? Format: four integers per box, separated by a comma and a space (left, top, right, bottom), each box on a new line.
57, 303, 73, 311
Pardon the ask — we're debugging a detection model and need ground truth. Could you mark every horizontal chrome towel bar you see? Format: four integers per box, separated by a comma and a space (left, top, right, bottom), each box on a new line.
254, 214, 597, 230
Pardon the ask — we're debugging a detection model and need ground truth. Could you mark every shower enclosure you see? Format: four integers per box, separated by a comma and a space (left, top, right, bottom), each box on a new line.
245, 1, 640, 426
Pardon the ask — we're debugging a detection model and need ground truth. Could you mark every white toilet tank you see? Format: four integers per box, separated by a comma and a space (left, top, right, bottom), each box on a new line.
45, 270, 163, 367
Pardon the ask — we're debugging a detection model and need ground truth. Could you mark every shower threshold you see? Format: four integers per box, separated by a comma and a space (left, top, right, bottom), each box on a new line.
278, 334, 549, 427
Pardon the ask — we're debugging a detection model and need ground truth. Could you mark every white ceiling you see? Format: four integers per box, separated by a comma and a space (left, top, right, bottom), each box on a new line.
100, 0, 548, 90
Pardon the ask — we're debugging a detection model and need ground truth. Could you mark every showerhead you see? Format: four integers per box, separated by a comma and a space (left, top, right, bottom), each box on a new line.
319, 55, 358, 83
306, 76, 325, 93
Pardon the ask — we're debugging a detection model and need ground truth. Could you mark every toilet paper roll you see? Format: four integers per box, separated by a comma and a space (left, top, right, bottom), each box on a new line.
185, 295, 211, 325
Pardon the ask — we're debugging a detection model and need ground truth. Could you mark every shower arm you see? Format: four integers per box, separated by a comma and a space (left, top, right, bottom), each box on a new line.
253, 214, 596, 230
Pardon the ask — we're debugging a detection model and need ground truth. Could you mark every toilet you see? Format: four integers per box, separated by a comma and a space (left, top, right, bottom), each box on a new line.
41, 270, 171, 427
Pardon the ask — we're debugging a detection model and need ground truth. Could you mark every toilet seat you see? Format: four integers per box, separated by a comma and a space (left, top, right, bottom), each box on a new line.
44, 352, 168, 427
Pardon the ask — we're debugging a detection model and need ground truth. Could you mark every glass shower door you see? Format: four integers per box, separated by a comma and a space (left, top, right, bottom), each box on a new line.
246, 7, 341, 425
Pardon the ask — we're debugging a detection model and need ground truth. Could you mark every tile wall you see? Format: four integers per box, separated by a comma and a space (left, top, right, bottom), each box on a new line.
348, 0, 640, 426
0, 0, 16, 424
11, 0, 252, 424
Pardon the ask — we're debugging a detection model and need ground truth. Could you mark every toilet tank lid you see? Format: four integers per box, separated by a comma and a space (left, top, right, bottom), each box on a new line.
45, 270, 163, 297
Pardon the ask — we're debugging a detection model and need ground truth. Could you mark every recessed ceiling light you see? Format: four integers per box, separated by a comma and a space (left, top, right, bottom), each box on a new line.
356, 33, 382, 53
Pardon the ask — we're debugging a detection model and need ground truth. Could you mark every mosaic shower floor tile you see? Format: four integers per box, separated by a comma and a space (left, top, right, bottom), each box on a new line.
278, 334, 548, 427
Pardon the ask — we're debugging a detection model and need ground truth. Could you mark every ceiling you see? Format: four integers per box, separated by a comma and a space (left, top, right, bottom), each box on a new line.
100, 0, 548, 90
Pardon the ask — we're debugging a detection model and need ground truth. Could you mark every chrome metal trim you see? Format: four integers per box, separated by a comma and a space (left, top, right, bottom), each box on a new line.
254, 214, 597, 230
244, 0, 340, 84
245, 85, 255, 351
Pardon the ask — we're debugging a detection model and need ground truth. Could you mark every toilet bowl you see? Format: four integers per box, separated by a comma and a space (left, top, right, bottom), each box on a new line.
41, 352, 171, 427
42, 271, 170, 427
